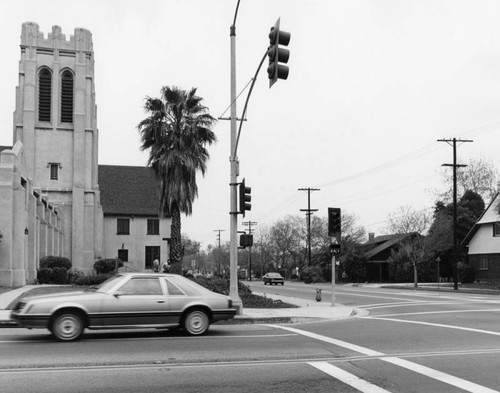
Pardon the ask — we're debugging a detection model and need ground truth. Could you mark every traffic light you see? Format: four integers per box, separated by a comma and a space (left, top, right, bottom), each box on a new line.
239, 178, 251, 217
329, 243, 341, 256
328, 207, 341, 238
240, 234, 254, 248
267, 18, 291, 88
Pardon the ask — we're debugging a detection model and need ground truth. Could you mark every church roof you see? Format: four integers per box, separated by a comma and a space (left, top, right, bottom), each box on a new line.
98, 165, 162, 217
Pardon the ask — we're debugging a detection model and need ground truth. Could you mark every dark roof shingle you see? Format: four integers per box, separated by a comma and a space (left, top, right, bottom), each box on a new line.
98, 165, 162, 216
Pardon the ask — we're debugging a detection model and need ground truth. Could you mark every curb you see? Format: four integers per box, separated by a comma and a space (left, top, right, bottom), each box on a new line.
382, 285, 500, 296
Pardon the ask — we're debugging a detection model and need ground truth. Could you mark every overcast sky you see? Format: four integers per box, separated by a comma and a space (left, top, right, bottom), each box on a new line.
1, 0, 499, 250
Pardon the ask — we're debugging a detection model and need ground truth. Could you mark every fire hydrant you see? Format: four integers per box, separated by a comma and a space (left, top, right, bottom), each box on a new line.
315, 288, 322, 302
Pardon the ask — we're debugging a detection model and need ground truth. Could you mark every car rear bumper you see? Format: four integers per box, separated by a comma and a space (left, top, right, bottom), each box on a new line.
212, 309, 238, 323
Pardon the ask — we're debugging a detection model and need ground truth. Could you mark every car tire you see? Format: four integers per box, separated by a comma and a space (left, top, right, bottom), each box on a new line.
51, 311, 84, 342
183, 309, 209, 336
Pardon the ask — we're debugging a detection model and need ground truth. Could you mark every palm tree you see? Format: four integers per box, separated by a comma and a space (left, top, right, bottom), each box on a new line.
138, 86, 216, 274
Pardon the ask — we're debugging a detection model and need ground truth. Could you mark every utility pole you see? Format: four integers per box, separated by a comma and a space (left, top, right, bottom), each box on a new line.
437, 137, 473, 291
298, 187, 320, 266
242, 221, 257, 280
214, 229, 225, 276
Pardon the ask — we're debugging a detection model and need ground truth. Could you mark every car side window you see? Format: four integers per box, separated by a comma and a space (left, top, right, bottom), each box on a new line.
118, 278, 163, 296
163, 278, 186, 296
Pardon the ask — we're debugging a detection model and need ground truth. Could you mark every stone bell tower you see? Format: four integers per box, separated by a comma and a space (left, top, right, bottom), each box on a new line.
13, 22, 103, 270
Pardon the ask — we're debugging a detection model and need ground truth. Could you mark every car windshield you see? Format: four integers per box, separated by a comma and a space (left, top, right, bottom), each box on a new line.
268, 273, 281, 277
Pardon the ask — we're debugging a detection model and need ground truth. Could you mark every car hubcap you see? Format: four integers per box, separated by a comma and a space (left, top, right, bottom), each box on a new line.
54, 314, 82, 341
185, 311, 208, 335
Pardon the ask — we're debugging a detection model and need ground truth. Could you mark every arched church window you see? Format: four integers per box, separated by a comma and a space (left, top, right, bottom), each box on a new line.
60, 70, 74, 123
38, 68, 52, 122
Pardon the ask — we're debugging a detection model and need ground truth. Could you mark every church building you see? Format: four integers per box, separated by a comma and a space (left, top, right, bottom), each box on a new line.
0, 23, 170, 287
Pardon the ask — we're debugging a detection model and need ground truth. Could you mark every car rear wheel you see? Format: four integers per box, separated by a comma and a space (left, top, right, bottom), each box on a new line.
51, 312, 84, 342
183, 309, 209, 336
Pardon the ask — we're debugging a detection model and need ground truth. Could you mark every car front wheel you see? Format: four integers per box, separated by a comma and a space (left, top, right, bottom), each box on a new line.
183, 309, 210, 336
51, 312, 84, 342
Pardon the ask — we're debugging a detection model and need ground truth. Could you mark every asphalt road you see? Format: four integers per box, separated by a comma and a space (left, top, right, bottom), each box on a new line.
1, 282, 499, 392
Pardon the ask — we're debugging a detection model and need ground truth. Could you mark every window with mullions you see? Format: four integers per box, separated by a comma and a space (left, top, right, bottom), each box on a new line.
147, 219, 159, 235
49, 163, 59, 180
479, 256, 489, 270
117, 218, 130, 235
38, 68, 52, 122
493, 222, 500, 237
60, 70, 74, 123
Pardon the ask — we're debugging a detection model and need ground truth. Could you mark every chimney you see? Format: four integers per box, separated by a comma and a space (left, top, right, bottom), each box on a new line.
368, 233, 375, 243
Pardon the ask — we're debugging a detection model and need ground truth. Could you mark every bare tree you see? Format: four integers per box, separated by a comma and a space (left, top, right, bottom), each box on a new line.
267, 216, 304, 278
384, 206, 431, 235
438, 158, 499, 204
384, 206, 431, 288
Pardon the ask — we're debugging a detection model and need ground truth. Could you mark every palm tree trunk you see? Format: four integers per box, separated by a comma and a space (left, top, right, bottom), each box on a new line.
169, 205, 183, 275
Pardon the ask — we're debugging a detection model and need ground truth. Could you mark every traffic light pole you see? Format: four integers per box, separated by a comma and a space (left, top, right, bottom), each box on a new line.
331, 252, 336, 306
229, 21, 242, 314
227, 6, 289, 314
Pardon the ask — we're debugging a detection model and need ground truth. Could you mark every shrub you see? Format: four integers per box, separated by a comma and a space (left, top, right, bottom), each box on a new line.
37, 267, 69, 284
73, 273, 112, 286
191, 276, 295, 308
240, 293, 297, 308
458, 262, 475, 284
191, 276, 252, 296
94, 258, 123, 274
40, 256, 72, 271
300, 266, 325, 284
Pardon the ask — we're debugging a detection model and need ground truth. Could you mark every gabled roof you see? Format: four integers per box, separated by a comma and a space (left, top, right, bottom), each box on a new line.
98, 165, 162, 217
362, 233, 418, 261
462, 193, 500, 245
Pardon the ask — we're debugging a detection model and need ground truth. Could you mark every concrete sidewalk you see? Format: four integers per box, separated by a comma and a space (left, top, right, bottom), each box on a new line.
0, 286, 360, 328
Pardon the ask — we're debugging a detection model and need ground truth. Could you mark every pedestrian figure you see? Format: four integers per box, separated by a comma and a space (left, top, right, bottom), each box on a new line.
153, 257, 160, 273
342, 271, 348, 282
162, 260, 170, 273
315, 288, 322, 302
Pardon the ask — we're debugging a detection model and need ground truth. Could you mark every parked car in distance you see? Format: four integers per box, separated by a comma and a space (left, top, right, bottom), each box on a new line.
262, 272, 285, 285
11, 273, 237, 342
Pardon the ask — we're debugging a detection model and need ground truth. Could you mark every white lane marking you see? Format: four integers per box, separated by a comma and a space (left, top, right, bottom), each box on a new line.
274, 325, 500, 393
360, 301, 459, 310
308, 361, 392, 393
0, 333, 299, 344
369, 308, 500, 318
363, 316, 500, 336
332, 291, 425, 303
338, 288, 500, 303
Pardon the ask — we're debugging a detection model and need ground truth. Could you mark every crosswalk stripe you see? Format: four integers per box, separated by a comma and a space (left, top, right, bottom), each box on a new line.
308, 361, 392, 393
274, 326, 500, 393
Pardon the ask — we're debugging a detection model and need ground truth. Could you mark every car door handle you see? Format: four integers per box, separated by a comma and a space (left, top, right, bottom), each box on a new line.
157, 300, 165, 303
